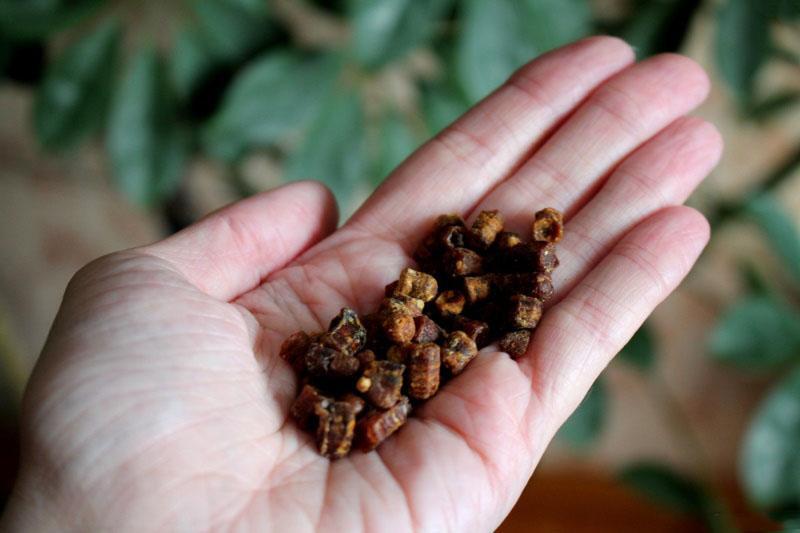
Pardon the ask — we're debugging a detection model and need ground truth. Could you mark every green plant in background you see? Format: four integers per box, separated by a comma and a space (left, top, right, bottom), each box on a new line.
560, 0, 800, 528
710, 195, 800, 525
706, 0, 800, 529
2, 0, 800, 529
4, 0, 589, 212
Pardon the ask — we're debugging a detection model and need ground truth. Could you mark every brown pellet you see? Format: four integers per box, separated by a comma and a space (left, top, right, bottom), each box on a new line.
532, 207, 564, 243
412, 315, 443, 343
412, 214, 464, 265
443, 247, 484, 276
412, 234, 437, 267
463, 275, 492, 305
384, 280, 398, 297
506, 241, 559, 274
323, 307, 366, 356
339, 393, 366, 415
357, 360, 405, 409
355, 349, 376, 370
279, 331, 313, 373
435, 213, 465, 229
328, 350, 360, 377
528, 273, 554, 302
507, 294, 543, 329
291, 384, 331, 430
470, 210, 504, 249
440, 225, 467, 249
355, 396, 412, 452
495, 231, 522, 250
441, 331, 479, 375
499, 330, 532, 359
393, 295, 425, 316
394, 267, 438, 302
378, 298, 417, 344
360, 313, 383, 350
304, 342, 341, 378
496, 272, 554, 302
407, 343, 441, 400
451, 316, 491, 348
385, 344, 407, 364
434, 289, 466, 317
316, 401, 357, 459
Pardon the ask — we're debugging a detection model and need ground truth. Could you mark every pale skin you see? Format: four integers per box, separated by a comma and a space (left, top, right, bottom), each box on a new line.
2, 37, 723, 532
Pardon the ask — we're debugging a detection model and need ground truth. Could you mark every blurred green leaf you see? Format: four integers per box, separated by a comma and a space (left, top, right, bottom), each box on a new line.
225, 0, 266, 11
34, 19, 119, 150
746, 90, 800, 122
557, 377, 606, 449
456, 0, 590, 102
739, 261, 772, 296
170, 26, 215, 101
621, 0, 702, 58
175, 0, 276, 104
189, 0, 272, 63
620, 463, 707, 514
783, 517, 800, 530
511, 0, 591, 54
746, 195, 800, 285
421, 83, 469, 135
107, 46, 188, 206
619, 323, 655, 371
619, 463, 736, 531
741, 366, 800, 520
202, 51, 340, 161
374, 110, 420, 185
767, 0, 800, 19
715, 0, 770, 106
286, 90, 367, 210
350, 0, 453, 68
0, 0, 104, 40
710, 295, 800, 369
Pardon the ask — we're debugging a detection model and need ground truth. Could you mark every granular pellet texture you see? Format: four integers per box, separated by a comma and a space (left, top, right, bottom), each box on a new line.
281, 207, 562, 458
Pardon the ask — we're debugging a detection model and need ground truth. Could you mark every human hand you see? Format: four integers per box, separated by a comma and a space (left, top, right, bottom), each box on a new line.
2, 37, 721, 532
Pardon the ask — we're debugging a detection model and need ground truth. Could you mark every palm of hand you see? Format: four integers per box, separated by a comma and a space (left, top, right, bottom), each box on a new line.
9, 37, 721, 532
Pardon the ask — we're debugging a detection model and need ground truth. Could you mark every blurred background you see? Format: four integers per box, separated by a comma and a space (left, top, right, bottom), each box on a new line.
0, 0, 799, 530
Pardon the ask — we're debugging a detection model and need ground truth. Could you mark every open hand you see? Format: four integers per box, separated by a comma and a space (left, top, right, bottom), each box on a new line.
3, 37, 722, 532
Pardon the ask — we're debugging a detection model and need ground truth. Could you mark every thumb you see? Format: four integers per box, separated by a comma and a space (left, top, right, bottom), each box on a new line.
143, 180, 338, 301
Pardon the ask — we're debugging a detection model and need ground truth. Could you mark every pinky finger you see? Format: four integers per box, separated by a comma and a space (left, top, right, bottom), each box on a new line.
520, 206, 710, 431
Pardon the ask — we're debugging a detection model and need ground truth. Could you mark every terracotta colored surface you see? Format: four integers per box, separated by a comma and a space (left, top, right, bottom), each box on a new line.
500, 468, 776, 532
